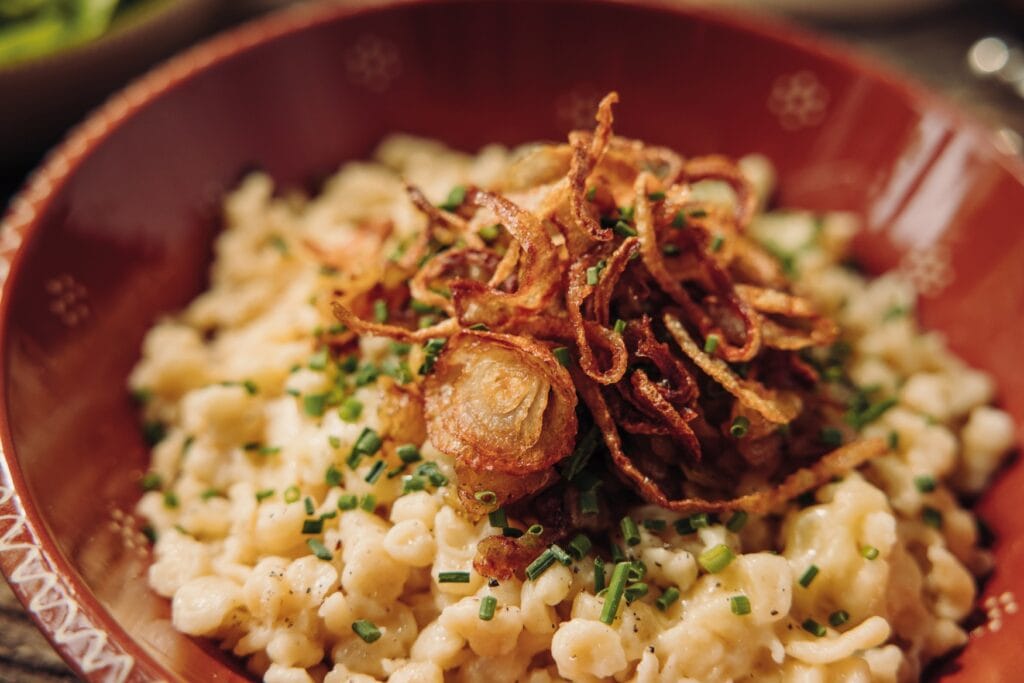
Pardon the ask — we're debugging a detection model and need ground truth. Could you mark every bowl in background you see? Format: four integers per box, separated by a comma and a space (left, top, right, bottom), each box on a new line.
1, 0, 1023, 680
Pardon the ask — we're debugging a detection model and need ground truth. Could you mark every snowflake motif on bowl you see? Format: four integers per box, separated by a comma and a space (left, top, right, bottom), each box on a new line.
767, 71, 829, 131
46, 274, 90, 327
972, 591, 1019, 637
555, 87, 604, 130
897, 243, 954, 297
345, 35, 401, 93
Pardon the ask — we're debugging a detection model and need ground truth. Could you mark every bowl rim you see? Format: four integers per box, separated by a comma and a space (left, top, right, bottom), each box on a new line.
1, 0, 1023, 680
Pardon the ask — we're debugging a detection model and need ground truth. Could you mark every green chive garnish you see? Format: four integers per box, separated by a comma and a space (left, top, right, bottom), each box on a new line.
552, 346, 572, 367
438, 571, 470, 583
914, 475, 936, 493
402, 475, 426, 493
729, 415, 750, 438
829, 610, 850, 627
550, 544, 572, 566
860, 545, 879, 560
488, 508, 507, 529
820, 427, 843, 448
703, 334, 719, 354
338, 397, 363, 423
325, 465, 342, 487
613, 220, 637, 238
525, 549, 556, 581
162, 491, 179, 509
675, 513, 710, 535
586, 266, 600, 285
527, 524, 544, 536
642, 519, 667, 532
567, 533, 592, 560
439, 185, 466, 212
698, 544, 734, 573
360, 494, 376, 512
302, 519, 324, 534
624, 582, 649, 603
474, 490, 498, 506
283, 486, 300, 503
647, 191, 666, 201
613, 319, 626, 334
479, 595, 498, 620
579, 489, 599, 516
798, 565, 819, 588
662, 244, 681, 256
308, 349, 329, 371
922, 506, 943, 529
364, 460, 386, 484
351, 619, 380, 643
888, 431, 900, 450
140, 472, 162, 492
730, 595, 751, 615
200, 488, 221, 501
585, 186, 597, 201
594, 557, 606, 593
258, 445, 280, 456
803, 618, 826, 637
338, 494, 358, 510
142, 420, 167, 447
304, 496, 315, 515
599, 562, 630, 624
656, 586, 680, 611
255, 488, 275, 502
726, 511, 748, 533
671, 211, 686, 228
709, 234, 724, 252
478, 224, 501, 242
303, 393, 328, 417
621, 516, 641, 546
307, 538, 332, 561
396, 444, 421, 463
373, 299, 388, 323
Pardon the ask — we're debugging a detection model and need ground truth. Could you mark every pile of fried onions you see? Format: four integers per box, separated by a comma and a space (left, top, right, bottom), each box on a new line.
331, 92, 885, 526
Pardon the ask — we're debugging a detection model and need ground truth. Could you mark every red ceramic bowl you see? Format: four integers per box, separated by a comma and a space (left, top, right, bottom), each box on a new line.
1, 1, 1022, 680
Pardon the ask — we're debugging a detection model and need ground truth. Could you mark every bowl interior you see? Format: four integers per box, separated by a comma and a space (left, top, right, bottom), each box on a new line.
2, 1, 1023, 680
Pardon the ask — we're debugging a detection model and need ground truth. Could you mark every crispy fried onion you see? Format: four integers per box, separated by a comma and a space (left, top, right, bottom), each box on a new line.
424, 330, 577, 477
330, 92, 884, 571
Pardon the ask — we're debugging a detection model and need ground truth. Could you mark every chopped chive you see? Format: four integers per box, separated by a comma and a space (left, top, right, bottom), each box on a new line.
268, 234, 288, 253
319, 510, 337, 520
304, 496, 315, 515
242, 379, 259, 395
131, 387, 152, 405
613, 318, 626, 334
922, 506, 943, 529
820, 427, 843, 448
338, 494, 358, 510
703, 334, 719, 354
599, 562, 630, 624
888, 431, 900, 450
642, 519, 667, 532
419, 338, 447, 375
829, 610, 850, 627
364, 460, 386, 484
626, 561, 646, 582
802, 618, 826, 637
709, 234, 724, 252
610, 542, 626, 564
675, 513, 710, 535
527, 524, 544, 536
502, 526, 524, 538
284, 486, 300, 503
567, 533, 592, 559
302, 519, 324, 534
730, 595, 751, 615
438, 571, 471, 583
729, 415, 750, 438
439, 185, 466, 212
619, 205, 635, 221
860, 545, 879, 560
586, 186, 597, 201
141, 524, 157, 544
698, 544, 734, 573
285, 388, 300, 397
914, 475, 936, 493
613, 220, 637, 238
578, 489, 599, 516
348, 427, 382, 467
303, 393, 328, 417
474, 490, 498, 506
396, 444, 421, 463
402, 475, 426, 493
308, 348, 329, 371
846, 397, 898, 429
488, 508, 508, 529
671, 211, 686, 228
550, 544, 573, 566
389, 341, 412, 355
478, 223, 501, 242
142, 420, 167, 447
360, 494, 376, 512
585, 266, 600, 286
418, 315, 438, 329
243, 442, 261, 452
351, 619, 380, 643
798, 565, 820, 588
255, 488, 275, 502
561, 424, 600, 482
200, 488, 221, 501
621, 517, 641, 546
656, 586, 680, 611
140, 472, 162, 492
726, 511, 748, 533
373, 299, 388, 323
594, 557, 606, 592
479, 595, 498, 620
552, 346, 572, 367
662, 244, 681, 256
386, 464, 408, 479
415, 461, 448, 487
338, 355, 359, 373
624, 582, 648, 604
647, 191, 666, 201
325, 465, 342, 487
468, 323, 489, 331
689, 208, 708, 218
525, 549, 556, 580
307, 538, 333, 561
258, 445, 280, 456
162, 491, 179, 509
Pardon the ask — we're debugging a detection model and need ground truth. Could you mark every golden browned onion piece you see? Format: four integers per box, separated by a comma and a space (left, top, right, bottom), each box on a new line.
424, 331, 578, 478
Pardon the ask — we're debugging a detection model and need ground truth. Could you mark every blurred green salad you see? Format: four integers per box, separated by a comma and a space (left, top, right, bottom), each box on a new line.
0, 0, 158, 66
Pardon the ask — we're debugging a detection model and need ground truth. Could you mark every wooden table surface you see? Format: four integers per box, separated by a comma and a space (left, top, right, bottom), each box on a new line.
1, 1, 1022, 681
